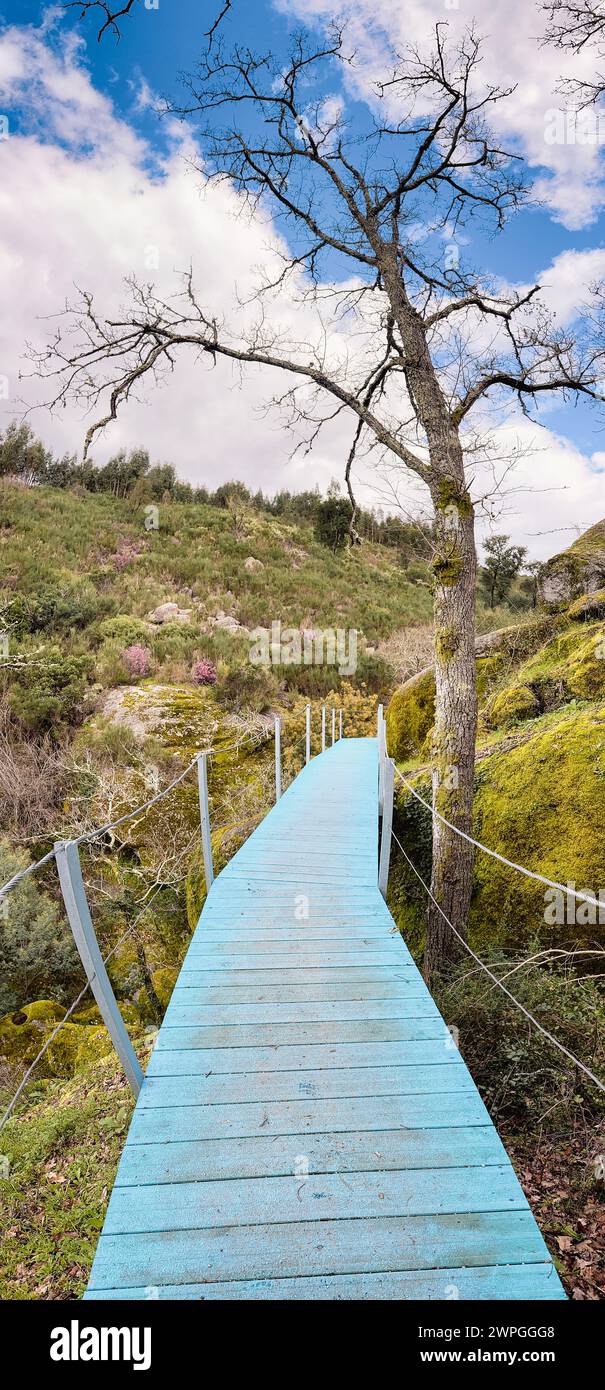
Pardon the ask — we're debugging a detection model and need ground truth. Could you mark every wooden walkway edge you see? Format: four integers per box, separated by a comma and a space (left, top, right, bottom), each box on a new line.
84, 738, 565, 1300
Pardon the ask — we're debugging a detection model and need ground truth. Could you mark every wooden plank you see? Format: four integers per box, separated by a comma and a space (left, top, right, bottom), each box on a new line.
137, 1063, 474, 1109
176, 967, 421, 986
147, 1039, 460, 1076
114, 1125, 509, 1186
86, 1263, 567, 1301
165, 984, 439, 1006
164, 999, 439, 1027
86, 1210, 552, 1289
103, 1165, 527, 1235
182, 949, 405, 969
127, 1091, 492, 1144
155, 1018, 450, 1048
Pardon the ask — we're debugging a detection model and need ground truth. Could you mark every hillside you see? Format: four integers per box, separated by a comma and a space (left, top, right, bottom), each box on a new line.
2, 484, 604, 1299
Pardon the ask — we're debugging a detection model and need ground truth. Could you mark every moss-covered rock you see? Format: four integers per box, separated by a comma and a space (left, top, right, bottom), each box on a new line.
566, 631, 605, 699
486, 683, 540, 729
471, 705, 605, 950
568, 588, 605, 622
150, 966, 178, 1010
386, 668, 435, 759
0, 1001, 65, 1064
391, 704, 605, 958
538, 521, 605, 608
74, 1025, 114, 1072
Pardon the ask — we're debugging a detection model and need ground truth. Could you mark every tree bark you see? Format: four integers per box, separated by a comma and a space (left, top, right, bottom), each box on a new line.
376, 248, 478, 979
424, 477, 478, 982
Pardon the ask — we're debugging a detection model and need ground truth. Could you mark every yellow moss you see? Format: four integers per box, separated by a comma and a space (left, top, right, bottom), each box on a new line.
471, 705, 605, 949
566, 631, 605, 698
0, 1001, 65, 1064
486, 683, 539, 729
150, 966, 178, 1009
186, 844, 206, 930
386, 669, 435, 759
568, 589, 605, 622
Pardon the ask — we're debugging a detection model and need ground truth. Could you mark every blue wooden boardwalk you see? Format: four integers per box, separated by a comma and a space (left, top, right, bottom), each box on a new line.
85, 738, 564, 1300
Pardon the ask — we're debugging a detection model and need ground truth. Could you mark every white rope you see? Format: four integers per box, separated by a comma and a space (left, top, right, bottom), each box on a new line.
391, 829, 605, 1095
394, 766, 602, 912
0, 829, 199, 1135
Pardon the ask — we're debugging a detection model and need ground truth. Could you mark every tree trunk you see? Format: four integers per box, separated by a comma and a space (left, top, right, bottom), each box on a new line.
365, 246, 478, 979
424, 480, 478, 982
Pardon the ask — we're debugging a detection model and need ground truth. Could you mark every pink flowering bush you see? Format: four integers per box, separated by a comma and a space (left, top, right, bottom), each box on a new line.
191, 658, 217, 686
122, 644, 152, 679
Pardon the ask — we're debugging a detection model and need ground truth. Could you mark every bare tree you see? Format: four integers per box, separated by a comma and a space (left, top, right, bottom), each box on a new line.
543, 1, 605, 102
36, 17, 602, 978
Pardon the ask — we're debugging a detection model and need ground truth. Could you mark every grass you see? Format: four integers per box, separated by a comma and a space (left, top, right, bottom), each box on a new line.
0, 1050, 143, 1300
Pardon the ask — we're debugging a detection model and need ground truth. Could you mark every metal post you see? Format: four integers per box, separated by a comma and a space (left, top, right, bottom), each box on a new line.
305, 704, 311, 765
331, 707, 336, 746
196, 752, 214, 893
55, 839, 144, 1096
339, 708, 343, 739
275, 716, 282, 800
321, 705, 326, 752
377, 705, 386, 814
378, 756, 395, 898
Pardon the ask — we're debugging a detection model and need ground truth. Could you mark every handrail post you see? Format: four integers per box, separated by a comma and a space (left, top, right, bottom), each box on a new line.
54, 839, 144, 1096
196, 752, 214, 893
377, 704, 386, 813
305, 704, 311, 765
321, 705, 326, 752
275, 716, 282, 800
378, 756, 394, 898
331, 707, 336, 746
339, 708, 343, 739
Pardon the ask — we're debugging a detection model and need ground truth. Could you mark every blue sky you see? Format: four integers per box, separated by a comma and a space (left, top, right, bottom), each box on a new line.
0, 0, 604, 554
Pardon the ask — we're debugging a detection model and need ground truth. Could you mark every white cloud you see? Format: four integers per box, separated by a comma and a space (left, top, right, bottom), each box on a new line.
476, 418, 605, 559
0, 20, 360, 498
0, 16, 602, 563
278, 0, 605, 229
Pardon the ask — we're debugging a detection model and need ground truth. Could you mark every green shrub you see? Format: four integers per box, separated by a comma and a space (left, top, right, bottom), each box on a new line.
7, 648, 92, 734
218, 664, 280, 712
0, 843, 83, 1014
434, 954, 605, 1130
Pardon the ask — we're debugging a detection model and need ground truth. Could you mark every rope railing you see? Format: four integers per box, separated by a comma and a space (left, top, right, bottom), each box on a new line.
374, 710, 605, 1095
0, 703, 343, 1124
390, 828, 605, 1096
393, 765, 602, 912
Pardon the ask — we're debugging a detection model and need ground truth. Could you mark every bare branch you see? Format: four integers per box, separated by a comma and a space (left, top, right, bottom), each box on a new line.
65, 0, 139, 42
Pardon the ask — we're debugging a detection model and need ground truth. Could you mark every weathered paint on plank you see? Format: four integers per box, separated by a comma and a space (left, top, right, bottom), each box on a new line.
127, 1091, 494, 1144
137, 1062, 474, 1107
103, 1165, 527, 1235
114, 1125, 509, 1186
147, 1039, 460, 1075
86, 1210, 554, 1289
